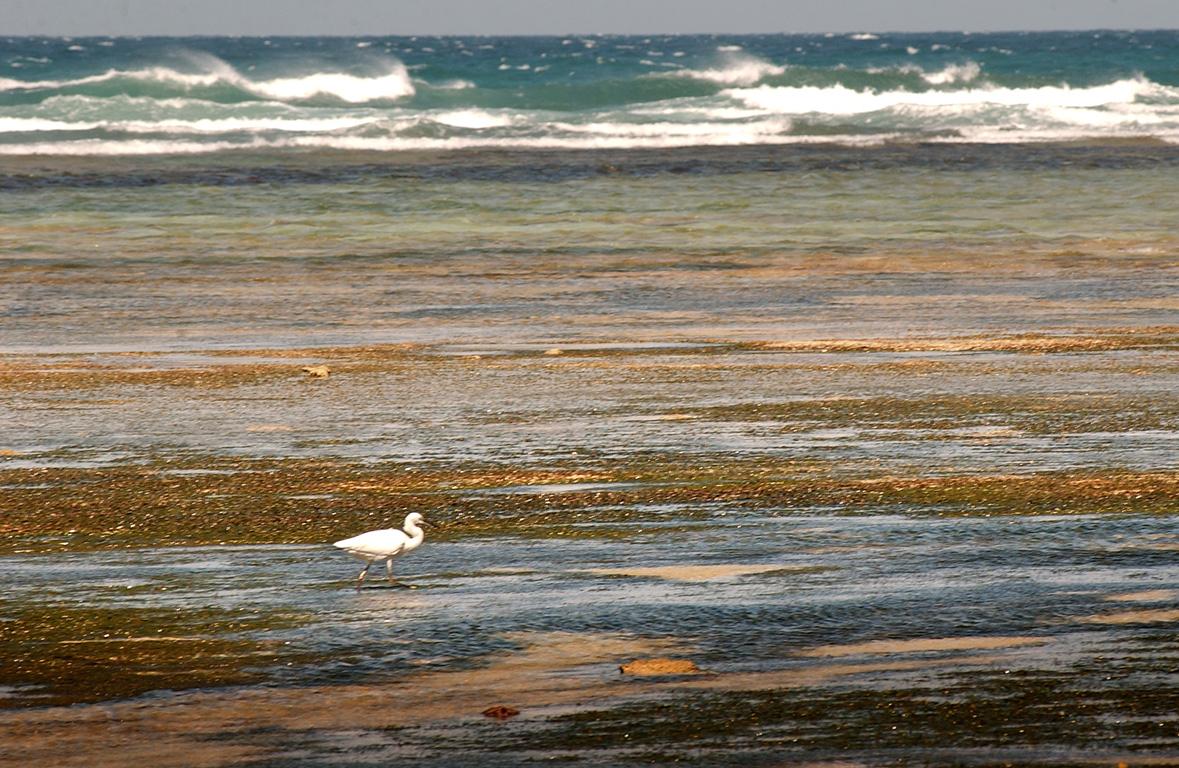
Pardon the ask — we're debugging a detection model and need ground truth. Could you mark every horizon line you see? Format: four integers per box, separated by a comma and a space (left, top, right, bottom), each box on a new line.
5, 27, 1179, 39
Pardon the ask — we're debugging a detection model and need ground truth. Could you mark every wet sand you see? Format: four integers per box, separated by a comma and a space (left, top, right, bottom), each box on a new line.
795, 635, 1048, 657
588, 564, 812, 581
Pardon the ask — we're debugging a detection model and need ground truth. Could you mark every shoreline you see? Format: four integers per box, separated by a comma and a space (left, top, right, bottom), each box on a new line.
5, 140, 1179, 183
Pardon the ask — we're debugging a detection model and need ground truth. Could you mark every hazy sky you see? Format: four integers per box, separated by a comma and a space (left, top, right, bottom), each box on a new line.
2, 0, 1177, 36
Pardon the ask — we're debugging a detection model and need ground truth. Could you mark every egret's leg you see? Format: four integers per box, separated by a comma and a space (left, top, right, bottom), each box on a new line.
386, 558, 396, 584
356, 560, 373, 590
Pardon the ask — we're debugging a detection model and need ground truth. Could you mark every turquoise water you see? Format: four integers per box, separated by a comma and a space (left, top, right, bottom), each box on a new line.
2, 143, 1178, 352
3, 31, 1179, 153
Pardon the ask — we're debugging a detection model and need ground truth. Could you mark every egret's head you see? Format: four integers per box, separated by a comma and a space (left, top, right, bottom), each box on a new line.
405, 512, 428, 526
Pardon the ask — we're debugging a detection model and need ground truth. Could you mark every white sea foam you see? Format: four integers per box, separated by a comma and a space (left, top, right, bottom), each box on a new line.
1036, 102, 1170, 128
725, 76, 1174, 116
430, 110, 514, 129
0, 68, 218, 91
0, 124, 886, 156
0, 117, 101, 132
0, 138, 268, 155
12, 118, 1179, 157
549, 117, 791, 138
248, 65, 414, 102
921, 61, 982, 85
0, 115, 382, 135
850, 33, 880, 41
668, 54, 786, 87
38, 93, 296, 114
431, 79, 476, 90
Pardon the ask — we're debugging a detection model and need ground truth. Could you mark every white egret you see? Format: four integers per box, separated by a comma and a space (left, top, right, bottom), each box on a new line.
334, 512, 428, 589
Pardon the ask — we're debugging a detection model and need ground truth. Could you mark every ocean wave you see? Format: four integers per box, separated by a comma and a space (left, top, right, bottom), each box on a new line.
248, 66, 414, 103
725, 76, 1175, 116
0, 57, 416, 104
0, 115, 383, 134
666, 54, 786, 87
921, 61, 982, 85
430, 109, 513, 129
36, 93, 300, 114
865, 61, 983, 85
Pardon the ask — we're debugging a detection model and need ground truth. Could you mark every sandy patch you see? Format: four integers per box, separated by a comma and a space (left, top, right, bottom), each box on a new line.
1104, 589, 1178, 603
797, 636, 1047, 658
1080, 609, 1179, 625
587, 564, 806, 581
683, 655, 1009, 693
757, 327, 1178, 354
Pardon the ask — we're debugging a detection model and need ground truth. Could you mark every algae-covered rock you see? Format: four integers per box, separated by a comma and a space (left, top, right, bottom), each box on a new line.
619, 658, 701, 676
482, 705, 520, 720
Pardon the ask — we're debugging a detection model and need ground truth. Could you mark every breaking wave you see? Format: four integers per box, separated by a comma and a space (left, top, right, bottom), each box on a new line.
667, 54, 787, 86
725, 76, 1173, 116
0, 56, 416, 104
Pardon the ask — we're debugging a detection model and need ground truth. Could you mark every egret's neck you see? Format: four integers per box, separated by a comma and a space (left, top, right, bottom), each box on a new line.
402, 521, 425, 548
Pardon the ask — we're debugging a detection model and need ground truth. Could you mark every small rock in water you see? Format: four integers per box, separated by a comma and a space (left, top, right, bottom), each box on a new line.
301, 365, 330, 378
543, 348, 563, 356
482, 705, 520, 720
619, 658, 702, 676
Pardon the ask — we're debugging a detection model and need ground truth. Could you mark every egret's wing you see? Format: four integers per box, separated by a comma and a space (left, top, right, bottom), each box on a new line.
333, 529, 410, 557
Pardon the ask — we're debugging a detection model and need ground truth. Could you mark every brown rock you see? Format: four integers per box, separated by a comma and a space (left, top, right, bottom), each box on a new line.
619, 658, 702, 676
481, 705, 520, 720
301, 365, 330, 378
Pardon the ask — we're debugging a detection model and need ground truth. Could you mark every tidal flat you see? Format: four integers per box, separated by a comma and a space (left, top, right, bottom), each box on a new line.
2, 145, 1178, 766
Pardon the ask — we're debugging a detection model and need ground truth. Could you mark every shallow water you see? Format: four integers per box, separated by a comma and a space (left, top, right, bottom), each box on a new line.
3, 510, 1178, 764
2, 145, 1178, 352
